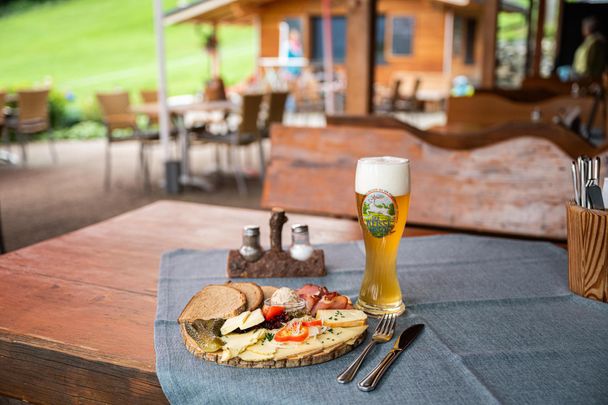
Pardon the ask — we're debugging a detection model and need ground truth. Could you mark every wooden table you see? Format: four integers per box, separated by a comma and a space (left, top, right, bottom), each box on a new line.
131, 101, 237, 191
0, 201, 442, 403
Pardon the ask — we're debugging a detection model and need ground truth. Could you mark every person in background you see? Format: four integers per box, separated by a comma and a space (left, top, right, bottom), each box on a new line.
285, 28, 303, 78
573, 16, 607, 80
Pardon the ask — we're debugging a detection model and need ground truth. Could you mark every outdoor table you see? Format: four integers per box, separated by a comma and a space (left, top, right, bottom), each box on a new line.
0, 201, 445, 403
132, 100, 237, 190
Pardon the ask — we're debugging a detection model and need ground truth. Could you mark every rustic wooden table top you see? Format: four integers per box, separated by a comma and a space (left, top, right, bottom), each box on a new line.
0, 200, 441, 404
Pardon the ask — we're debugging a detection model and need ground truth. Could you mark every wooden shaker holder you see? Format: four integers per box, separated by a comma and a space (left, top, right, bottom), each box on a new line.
226, 208, 326, 278
566, 201, 608, 303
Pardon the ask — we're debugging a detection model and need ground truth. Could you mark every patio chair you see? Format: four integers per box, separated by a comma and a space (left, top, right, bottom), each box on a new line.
260, 91, 288, 139
96, 91, 159, 190
390, 78, 424, 112
140, 89, 159, 127
4, 89, 57, 164
204, 77, 227, 101
193, 93, 264, 195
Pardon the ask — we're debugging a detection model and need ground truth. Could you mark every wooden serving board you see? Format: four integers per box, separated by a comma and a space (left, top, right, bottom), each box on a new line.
179, 323, 367, 368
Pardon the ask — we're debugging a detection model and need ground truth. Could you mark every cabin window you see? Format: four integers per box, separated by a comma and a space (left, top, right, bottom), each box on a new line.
391, 16, 414, 56
311, 16, 347, 64
465, 18, 476, 65
453, 16, 463, 57
376, 15, 387, 64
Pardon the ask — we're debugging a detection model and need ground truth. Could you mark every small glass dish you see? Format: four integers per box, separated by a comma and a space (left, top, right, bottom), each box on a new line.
264, 297, 307, 317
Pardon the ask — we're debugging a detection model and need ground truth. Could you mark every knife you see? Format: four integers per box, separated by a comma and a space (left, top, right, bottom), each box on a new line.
357, 324, 425, 392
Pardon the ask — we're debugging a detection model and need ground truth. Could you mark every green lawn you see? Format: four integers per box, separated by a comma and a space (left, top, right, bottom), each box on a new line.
0, 0, 255, 109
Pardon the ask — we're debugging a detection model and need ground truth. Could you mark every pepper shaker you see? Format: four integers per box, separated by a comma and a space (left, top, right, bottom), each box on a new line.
239, 225, 263, 262
289, 224, 313, 261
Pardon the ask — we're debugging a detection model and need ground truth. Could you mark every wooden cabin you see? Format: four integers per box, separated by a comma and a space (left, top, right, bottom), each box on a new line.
165, 0, 506, 93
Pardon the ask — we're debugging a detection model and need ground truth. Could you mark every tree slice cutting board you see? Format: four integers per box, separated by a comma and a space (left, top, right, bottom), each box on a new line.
179, 323, 367, 368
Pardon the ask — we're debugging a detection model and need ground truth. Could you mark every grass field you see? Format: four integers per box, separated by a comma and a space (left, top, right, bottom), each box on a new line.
0, 0, 255, 108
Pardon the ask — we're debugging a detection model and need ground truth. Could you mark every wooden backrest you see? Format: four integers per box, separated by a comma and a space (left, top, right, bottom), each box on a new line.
265, 91, 288, 127
239, 94, 264, 135
446, 94, 595, 127
140, 90, 158, 104
96, 92, 137, 131
17, 89, 49, 122
204, 78, 227, 101
262, 122, 608, 239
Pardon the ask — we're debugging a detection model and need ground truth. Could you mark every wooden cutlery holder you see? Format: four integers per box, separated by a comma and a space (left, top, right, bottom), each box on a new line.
566, 201, 608, 303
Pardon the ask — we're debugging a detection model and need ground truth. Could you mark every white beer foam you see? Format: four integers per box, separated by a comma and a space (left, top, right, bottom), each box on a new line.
355, 156, 410, 196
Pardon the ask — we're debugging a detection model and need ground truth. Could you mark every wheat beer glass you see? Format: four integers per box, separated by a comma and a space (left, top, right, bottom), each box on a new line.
354, 157, 410, 316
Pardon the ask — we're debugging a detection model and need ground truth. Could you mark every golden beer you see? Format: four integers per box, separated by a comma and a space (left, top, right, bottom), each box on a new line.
354, 157, 410, 316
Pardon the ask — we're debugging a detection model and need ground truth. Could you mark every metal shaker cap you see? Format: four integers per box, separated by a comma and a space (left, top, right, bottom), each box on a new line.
243, 225, 260, 236
291, 224, 308, 233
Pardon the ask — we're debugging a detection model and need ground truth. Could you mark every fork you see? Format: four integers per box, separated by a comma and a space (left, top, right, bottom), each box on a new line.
336, 313, 396, 384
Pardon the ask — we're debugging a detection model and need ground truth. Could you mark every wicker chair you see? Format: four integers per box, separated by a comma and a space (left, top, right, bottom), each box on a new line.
193, 94, 264, 195
96, 91, 159, 190
140, 90, 159, 127
4, 89, 56, 164
260, 91, 288, 139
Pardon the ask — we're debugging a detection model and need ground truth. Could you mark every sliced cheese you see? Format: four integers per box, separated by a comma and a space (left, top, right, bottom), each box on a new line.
247, 339, 277, 356
317, 326, 368, 349
220, 311, 250, 336
316, 309, 367, 327
238, 350, 274, 362
273, 338, 324, 360
240, 308, 264, 330
220, 329, 266, 362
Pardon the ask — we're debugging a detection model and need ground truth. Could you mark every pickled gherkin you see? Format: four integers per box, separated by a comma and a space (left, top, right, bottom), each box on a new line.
184, 319, 225, 353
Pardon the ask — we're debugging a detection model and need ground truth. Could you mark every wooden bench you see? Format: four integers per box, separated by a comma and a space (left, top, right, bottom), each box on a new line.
446, 93, 595, 127
262, 121, 608, 240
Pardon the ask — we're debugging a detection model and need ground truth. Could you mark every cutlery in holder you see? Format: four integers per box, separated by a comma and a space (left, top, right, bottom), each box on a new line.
566, 201, 608, 303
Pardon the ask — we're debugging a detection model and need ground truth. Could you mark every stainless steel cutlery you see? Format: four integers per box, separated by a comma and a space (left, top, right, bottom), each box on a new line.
337, 313, 396, 384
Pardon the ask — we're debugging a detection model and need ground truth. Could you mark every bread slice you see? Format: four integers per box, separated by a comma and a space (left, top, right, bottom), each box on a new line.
179, 285, 247, 323
261, 286, 278, 301
226, 282, 264, 310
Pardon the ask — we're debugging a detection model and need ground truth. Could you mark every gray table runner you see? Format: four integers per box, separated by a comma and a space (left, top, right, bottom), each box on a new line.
155, 235, 608, 404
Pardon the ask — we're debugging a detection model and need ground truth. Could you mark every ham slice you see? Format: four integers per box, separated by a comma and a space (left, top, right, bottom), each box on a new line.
297, 284, 352, 316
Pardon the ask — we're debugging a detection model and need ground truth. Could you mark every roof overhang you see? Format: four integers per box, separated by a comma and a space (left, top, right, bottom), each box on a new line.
164, 0, 272, 25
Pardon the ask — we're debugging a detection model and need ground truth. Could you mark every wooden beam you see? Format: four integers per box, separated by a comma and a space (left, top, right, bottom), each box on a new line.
344, 0, 376, 115
481, 0, 498, 88
531, 0, 546, 77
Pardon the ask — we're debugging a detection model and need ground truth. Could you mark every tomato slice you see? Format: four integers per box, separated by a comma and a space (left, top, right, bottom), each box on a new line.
274, 322, 309, 342
262, 305, 285, 321
302, 319, 322, 327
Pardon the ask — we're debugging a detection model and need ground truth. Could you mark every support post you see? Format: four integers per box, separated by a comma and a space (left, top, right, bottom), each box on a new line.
531, 0, 546, 77
153, 0, 172, 191
344, 0, 376, 115
481, 0, 498, 88
321, 0, 335, 114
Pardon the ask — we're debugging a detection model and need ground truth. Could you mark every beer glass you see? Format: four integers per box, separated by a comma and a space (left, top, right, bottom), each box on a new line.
354, 156, 410, 316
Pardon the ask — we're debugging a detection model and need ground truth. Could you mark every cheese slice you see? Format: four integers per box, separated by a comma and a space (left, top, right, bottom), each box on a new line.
247, 339, 277, 356
240, 308, 264, 330
273, 338, 324, 360
220, 311, 251, 336
220, 329, 266, 361
316, 309, 367, 327
317, 326, 368, 349
238, 350, 274, 362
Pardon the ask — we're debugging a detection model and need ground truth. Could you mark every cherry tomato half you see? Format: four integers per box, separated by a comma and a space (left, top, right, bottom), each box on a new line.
262, 305, 285, 321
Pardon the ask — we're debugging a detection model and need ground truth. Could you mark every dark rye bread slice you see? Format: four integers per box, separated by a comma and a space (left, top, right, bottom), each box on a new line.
226, 282, 264, 310
178, 285, 247, 323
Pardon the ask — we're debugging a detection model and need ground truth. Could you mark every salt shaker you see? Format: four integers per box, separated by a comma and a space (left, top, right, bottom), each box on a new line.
289, 224, 313, 261
239, 225, 263, 262
531, 107, 542, 122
